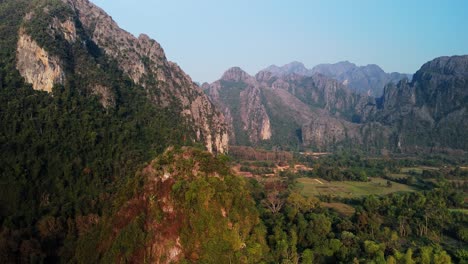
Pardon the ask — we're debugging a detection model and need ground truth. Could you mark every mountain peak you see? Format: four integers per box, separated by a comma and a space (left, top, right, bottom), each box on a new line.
335, 61, 356, 67
417, 55, 468, 77
221, 67, 251, 82
284, 61, 306, 68
311, 61, 409, 96
17, 0, 229, 153
361, 64, 385, 72
263, 61, 310, 77
311, 61, 356, 76
282, 61, 307, 71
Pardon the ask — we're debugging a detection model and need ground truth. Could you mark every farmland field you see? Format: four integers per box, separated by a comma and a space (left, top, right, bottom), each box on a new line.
400, 166, 438, 174
321, 202, 356, 216
298, 177, 417, 198
449, 208, 468, 214
386, 173, 410, 179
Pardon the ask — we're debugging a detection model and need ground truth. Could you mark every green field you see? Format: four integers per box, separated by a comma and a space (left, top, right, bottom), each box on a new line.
388, 166, 441, 180
298, 177, 416, 198
387, 173, 410, 179
400, 166, 438, 174
449, 208, 468, 214
321, 202, 356, 216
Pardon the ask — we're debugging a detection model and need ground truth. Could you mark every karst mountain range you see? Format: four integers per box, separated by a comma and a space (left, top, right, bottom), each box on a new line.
9, 0, 468, 154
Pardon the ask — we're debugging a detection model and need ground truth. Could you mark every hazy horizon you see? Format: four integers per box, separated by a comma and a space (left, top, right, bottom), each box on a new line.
91, 0, 468, 83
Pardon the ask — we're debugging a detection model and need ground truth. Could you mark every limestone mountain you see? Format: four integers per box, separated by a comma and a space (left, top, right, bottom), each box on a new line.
311, 61, 412, 96
262, 61, 411, 96
263, 61, 312, 77
205, 67, 272, 145
370, 55, 468, 152
312, 61, 411, 96
14, 0, 228, 153
0, 0, 228, 261
207, 56, 468, 153
205, 66, 379, 150
301, 56, 468, 153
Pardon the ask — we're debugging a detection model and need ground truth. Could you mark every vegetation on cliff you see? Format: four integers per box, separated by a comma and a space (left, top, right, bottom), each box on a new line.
0, 0, 191, 262
75, 147, 269, 263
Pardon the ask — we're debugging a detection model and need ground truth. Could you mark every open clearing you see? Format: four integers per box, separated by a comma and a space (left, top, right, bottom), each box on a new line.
449, 208, 468, 214
387, 173, 410, 179
388, 166, 442, 179
321, 202, 356, 216
298, 177, 416, 198
400, 166, 438, 174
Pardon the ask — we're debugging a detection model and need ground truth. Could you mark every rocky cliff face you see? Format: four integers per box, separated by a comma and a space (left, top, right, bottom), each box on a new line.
16, 30, 65, 92
15, 0, 228, 153
413, 56, 468, 118
371, 56, 468, 152
301, 115, 354, 149
206, 68, 271, 145
240, 85, 272, 141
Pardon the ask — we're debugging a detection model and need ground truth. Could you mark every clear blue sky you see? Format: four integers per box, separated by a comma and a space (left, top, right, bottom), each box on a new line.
91, 0, 468, 83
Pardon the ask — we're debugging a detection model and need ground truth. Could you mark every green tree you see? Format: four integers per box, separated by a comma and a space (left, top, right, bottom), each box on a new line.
419, 246, 433, 264
433, 250, 452, 264
363, 240, 381, 258
302, 249, 314, 264
386, 255, 397, 264
404, 248, 415, 264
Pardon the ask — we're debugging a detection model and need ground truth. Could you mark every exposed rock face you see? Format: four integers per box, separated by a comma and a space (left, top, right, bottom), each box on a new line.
413, 56, 468, 118
16, 0, 228, 153
52, 17, 77, 43
92, 85, 115, 108
302, 115, 351, 149
206, 68, 271, 145
260, 116, 272, 140
240, 85, 272, 141
16, 30, 65, 92
302, 115, 362, 151
371, 55, 468, 152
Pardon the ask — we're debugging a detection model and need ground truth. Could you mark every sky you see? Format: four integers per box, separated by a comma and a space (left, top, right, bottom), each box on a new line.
90, 0, 468, 83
